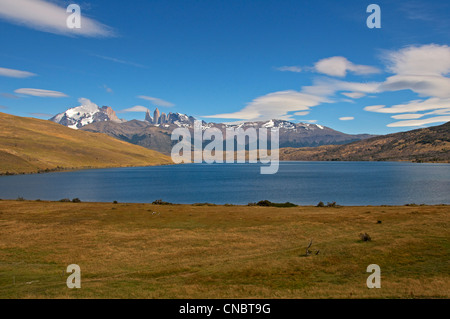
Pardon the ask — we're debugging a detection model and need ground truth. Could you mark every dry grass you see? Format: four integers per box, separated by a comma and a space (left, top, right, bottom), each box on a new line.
0, 112, 172, 175
0, 200, 448, 299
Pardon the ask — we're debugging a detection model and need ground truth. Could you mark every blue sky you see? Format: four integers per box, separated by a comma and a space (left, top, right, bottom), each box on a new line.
0, 0, 449, 134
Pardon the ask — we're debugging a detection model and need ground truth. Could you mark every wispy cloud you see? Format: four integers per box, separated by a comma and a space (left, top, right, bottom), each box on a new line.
339, 117, 354, 121
0, 93, 19, 99
102, 84, 113, 93
275, 66, 302, 73
138, 95, 175, 107
341, 92, 366, 99
387, 116, 450, 127
93, 55, 146, 68
0, 67, 36, 78
29, 112, 52, 117
314, 56, 381, 77
204, 90, 330, 121
0, 0, 114, 37
118, 105, 149, 113
364, 45, 450, 127
14, 88, 68, 97
0, 105, 8, 109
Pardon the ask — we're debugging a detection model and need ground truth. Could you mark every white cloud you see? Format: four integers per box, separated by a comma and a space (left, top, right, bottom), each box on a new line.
314, 56, 380, 77
387, 116, 450, 127
276, 66, 302, 73
119, 105, 149, 113
391, 114, 425, 120
138, 95, 175, 107
0, 0, 114, 37
0, 105, 8, 109
385, 44, 450, 76
379, 74, 450, 98
14, 88, 67, 97
0, 67, 36, 78
204, 90, 330, 121
205, 45, 450, 127
362, 44, 450, 127
341, 92, 366, 99
339, 117, 354, 121
364, 98, 450, 114
294, 111, 309, 116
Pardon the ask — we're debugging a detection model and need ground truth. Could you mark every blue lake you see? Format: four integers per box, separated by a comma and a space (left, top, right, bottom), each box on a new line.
0, 162, 449, 205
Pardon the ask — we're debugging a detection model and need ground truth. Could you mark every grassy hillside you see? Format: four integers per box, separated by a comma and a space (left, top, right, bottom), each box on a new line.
280, 122, 450, 163
0, 112, 173, 175
0, 201, 448, 298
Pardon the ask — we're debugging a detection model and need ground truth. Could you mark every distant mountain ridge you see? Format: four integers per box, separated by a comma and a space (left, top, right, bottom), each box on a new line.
49, 104, 375, 154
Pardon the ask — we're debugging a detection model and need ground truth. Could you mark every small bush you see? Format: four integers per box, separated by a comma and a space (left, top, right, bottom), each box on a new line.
152, 199, 172, 205
192, 203, 217, 206
253, 200, 297, 208
59, 198, 71, 202
16, 196, 25, 201
113, 201, 118, 204
317, 201, 325, 207
72, 198, 81, 203
327, 201, 337, 207
256, 200, 272, 207
359, 233, 372, 242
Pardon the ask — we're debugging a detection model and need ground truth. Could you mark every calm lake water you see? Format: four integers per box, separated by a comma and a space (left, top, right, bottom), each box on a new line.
0, 162, 449, 205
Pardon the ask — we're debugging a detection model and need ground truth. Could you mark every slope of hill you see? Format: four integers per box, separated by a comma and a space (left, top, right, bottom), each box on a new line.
280, 122, 450, 163
0, 112, 173, 175
81, 120, 175, 155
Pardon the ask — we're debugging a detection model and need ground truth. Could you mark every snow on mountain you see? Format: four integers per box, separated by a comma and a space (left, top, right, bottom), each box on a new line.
50, 98, 123, 129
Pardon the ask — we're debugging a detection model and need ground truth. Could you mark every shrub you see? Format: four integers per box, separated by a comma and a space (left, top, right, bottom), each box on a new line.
359, 233, 372, 242
16, 196, 25, 201
152, 199, 172, 205
256, 200, 272, 207
254, 200, 297, 208
113, 201, 118, 204
317, 201, 325, 207
327, 201, 337, 207
59, 198, 71, 202
72, 198, 81, 203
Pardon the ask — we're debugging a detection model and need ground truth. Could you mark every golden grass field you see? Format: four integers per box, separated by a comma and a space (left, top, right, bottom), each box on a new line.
0, 112, 172, 175
0, 200, 448, 299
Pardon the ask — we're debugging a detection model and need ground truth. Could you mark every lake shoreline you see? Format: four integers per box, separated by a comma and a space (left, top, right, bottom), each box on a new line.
2, 158, 449, 177
1, 198, 448, 208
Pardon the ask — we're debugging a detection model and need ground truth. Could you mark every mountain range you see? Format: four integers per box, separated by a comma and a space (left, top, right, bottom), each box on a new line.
50, 104, 376, 154
47, 104, 449, 162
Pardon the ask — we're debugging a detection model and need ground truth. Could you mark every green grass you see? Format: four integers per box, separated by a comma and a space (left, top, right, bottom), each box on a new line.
0, 200, 448, 299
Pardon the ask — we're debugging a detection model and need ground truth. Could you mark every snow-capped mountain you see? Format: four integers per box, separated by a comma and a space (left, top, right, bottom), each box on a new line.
50, 99, 123, 129
50, 103, 375, 152
144, 108, 196, 127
